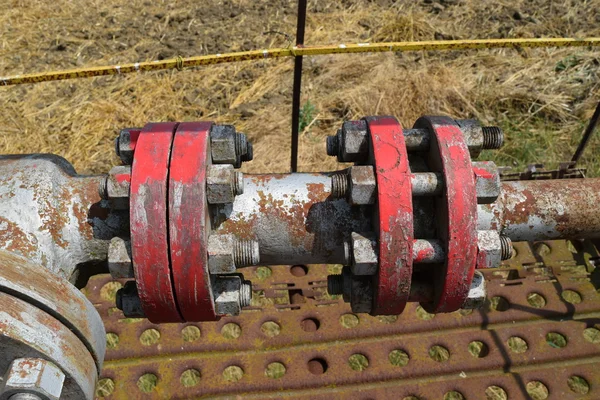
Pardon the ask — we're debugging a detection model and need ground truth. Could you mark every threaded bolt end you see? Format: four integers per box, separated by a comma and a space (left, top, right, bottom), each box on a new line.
235, 133, 248, 157
331, 173, 349, 198
500, 235, 512, 260
327, 274, 344, 295
98, 176, 109, 199
326, 135, 339, 156
114, 135, 121, 158
233, 240, 260, 267
241, 142, 253, 162
233, 171, 244, 195
482, 126, 504, 149
240, 281, 252, 307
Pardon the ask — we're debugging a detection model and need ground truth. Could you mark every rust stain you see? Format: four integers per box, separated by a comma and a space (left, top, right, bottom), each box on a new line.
0, 217, 37, 257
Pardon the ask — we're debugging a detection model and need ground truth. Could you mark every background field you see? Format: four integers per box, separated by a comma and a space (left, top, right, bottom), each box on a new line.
1, 0, 599, 175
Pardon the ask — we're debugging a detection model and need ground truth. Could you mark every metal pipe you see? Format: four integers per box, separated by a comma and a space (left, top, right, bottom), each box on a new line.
212, 173, 372, 265
478, 179, 600, 241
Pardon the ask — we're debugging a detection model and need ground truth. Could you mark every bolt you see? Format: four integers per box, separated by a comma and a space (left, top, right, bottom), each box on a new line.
462, 270, 486, 309
206, 165, 243, 204
116, 281, 146, 318
500, 235, 512, 260
1, 358, 65, 400
98, 175, 109, 199
9, 394, 42, 400
330, 172, 348, 198
327, 274, 344, 295
233, 239, 260, 267
482, 126, 504, 149
349, 165, 377, 205
241, 142, 253, 162
232, 171, 244, 196
240, 281, 252, 307
235, 132, 254, 162
235, 133, 247, 156
114, 128, 141, 165
326, 134, 339, 156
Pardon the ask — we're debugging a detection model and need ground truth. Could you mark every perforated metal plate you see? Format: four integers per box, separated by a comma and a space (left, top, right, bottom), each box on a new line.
88, 239, 600, 399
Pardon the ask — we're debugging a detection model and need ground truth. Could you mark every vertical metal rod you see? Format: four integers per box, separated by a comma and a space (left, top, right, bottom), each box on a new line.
290, 0, 308, 172
571, 100, 600, 164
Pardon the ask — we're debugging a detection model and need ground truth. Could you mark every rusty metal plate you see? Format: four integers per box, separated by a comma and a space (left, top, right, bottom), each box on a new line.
88, 239, 600, 399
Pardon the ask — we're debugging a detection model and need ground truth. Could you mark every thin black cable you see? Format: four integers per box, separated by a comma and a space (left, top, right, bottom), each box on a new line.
290, 0, 308, 172
572, 100, 600, 164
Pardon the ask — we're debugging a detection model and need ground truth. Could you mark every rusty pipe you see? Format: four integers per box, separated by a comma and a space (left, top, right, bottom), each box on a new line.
478, 178, 600, 241
212, 173, 373, 265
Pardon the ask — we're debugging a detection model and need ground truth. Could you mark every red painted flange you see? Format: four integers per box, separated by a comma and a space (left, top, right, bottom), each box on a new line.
365, 116, 414, 315
415, 116, 478, 313
130, 122, 183, 323
169, 122, 219, 321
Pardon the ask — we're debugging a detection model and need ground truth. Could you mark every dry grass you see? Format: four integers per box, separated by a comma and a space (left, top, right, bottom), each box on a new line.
1, 0, 599, 175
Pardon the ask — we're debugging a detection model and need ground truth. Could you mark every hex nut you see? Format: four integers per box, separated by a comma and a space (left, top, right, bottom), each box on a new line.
108, 237, 133, 279
340, 120, 369, 162
0, 358, 65, 400
461, 270, 486, 310
476, 230, 502, 269
340, 266, 353, 303
207, 165, 239, 204
210, 125, 238, 165
207, 234, 236, 274
115, 128, 141, 165
115, 281, 146, 318
213, 276, 242, 316
104, 165, 131, 209
455, 119, 484, 158
472, 161, 501, 204
349, 166, 377, 205
351, 232, 378, 275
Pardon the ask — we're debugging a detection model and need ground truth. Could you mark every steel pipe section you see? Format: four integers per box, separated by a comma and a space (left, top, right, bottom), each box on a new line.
213, 173, 372, 265
478, 179, 600, 241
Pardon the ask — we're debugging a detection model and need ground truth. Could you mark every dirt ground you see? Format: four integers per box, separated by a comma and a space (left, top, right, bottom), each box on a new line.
0, 0, 599, 175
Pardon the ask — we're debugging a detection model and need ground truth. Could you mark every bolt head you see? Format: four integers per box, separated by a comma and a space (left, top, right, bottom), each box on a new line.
476, 230, 502, 269
461, 271, 486, 310
213, 276, 242, 316
349, 166, 377, 205
350, 232, 378, 275
473, 161, 501, 204
207, 165, 236, 204
0, 358, 65, 400
207, 234, 236, 273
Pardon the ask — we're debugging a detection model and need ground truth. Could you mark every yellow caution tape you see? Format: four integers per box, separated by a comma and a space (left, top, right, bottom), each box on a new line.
1, 37, 599, 86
